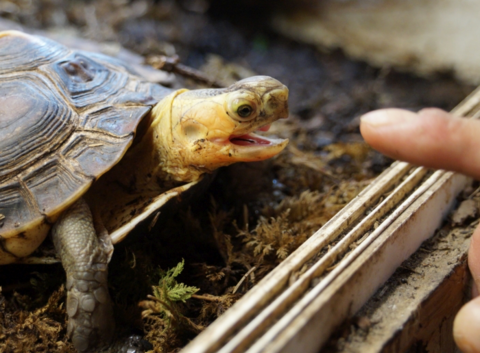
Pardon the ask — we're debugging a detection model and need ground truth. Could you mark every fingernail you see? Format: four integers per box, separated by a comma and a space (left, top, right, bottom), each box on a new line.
454, 297, 480, 353
360, 109, 415, 127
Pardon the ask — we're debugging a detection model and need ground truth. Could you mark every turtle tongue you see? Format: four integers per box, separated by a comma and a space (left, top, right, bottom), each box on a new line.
230, 133, 273, 146
229, 124, 273, 145
225, 131, 288, 161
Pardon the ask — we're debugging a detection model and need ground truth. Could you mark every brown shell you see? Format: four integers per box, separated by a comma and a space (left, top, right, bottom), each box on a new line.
0, 31, 172, 241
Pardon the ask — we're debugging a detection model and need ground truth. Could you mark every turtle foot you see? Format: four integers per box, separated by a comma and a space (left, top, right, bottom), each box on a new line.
52, 198, 115, 352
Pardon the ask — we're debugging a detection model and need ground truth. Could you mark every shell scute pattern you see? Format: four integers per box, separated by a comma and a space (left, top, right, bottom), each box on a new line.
0, 74, 75, 182
60, 131, 133, 179
23, 159, 86, 216
0, 31, 169, 255
41, 52, 128, 109
83, 105, 151, 136
0, 32, 69, 74
0, 181, 39, 232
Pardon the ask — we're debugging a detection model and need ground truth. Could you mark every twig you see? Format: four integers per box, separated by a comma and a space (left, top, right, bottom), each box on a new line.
147, 55, 224, 88
191, 294, 223, 302
232, 266, 256, 294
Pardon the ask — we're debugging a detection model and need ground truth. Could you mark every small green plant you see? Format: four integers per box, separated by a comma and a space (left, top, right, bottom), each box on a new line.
139, 259, 201, 334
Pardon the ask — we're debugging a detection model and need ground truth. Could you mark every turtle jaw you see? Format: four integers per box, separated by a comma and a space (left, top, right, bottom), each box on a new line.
228, 135, 289, 161
226, 130, 289, 161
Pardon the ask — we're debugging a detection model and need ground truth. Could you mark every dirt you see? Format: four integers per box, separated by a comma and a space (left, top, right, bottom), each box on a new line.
0, 1, 475, 352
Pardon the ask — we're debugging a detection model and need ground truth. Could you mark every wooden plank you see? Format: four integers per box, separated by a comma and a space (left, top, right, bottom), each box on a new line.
325, 217, 475, 353
253, 171, 469, 353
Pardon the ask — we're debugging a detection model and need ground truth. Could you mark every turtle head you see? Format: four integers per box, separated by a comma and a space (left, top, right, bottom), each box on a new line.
150, 76, 289, 182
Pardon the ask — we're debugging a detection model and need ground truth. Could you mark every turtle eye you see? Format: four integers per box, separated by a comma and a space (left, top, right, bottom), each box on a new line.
237, 104, 253, 118
228, 96, 258, 122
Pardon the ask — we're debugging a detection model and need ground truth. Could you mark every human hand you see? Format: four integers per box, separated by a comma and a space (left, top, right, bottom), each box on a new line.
360, 108, 480, 353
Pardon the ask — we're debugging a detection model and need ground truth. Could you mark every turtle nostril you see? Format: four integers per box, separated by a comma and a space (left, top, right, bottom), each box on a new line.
268, 99, 278, 110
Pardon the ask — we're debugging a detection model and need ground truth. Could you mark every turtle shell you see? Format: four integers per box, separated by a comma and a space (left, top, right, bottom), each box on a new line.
0, 31, 171, 263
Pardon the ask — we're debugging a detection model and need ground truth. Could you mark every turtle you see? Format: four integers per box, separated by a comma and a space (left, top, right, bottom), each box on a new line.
0, 30, 289, 352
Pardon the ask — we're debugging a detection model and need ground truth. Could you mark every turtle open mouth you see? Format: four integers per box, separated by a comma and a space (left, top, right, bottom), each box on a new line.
230, 133, 273, 146
226, 123, 288, 160
229, 124, 279, 146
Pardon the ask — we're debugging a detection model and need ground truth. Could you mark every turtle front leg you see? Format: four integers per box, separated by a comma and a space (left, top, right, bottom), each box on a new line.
52, 198, 115, 352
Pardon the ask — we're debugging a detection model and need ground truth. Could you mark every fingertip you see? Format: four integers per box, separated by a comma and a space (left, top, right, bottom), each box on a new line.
360, 107, 480, 179
454, 297, 480, 353
359, 108, 421, 159
360, 108, 418, 128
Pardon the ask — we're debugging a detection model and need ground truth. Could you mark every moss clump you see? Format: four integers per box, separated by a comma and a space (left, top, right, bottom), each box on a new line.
0, 286, 74, 353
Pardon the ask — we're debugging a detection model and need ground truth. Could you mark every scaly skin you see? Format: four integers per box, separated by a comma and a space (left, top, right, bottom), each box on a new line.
52, 199, 114, 353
